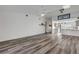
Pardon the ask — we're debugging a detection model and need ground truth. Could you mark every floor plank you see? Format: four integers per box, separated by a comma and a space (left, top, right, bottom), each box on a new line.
0, 34, 79, 54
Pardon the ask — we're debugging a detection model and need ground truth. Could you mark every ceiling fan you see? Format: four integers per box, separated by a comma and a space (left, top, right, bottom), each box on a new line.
59, 5, 71, 13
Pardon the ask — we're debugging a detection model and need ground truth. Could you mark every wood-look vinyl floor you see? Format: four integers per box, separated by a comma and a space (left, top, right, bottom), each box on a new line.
0, 34, 79, 54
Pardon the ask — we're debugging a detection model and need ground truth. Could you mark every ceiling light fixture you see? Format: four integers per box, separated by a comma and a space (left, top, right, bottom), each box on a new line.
59, 9, 64, 13
62, 5, 71, 9
41, 13, 45, 17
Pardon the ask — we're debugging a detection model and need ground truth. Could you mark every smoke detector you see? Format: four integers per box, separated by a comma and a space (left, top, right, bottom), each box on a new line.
26, 14, 29, 16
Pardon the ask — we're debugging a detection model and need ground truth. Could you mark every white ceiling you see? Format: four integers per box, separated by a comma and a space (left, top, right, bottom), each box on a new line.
46, 5, 79, 17
0, 5, 62, 16
0, 5, 79, 17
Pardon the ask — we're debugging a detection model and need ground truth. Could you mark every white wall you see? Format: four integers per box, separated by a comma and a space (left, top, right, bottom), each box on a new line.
0, 11, 45, 42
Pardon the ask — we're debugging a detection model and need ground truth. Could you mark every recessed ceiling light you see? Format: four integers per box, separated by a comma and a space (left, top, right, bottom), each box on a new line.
62, 5, 71, 9
41, 13, 45, 16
